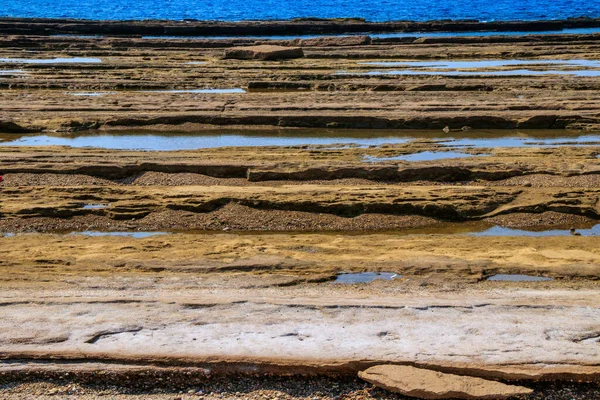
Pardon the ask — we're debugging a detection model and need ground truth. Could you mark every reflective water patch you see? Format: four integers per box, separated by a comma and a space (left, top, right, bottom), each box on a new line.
333, 272, 400, 284
0, 57, 102, 64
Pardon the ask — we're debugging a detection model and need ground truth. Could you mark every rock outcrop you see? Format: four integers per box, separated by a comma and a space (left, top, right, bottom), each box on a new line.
223, 45, 304, 60
295, 35, 371, 47
358, 365, 533, 399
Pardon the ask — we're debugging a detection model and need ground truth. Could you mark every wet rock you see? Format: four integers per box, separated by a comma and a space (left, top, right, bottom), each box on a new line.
0, 119, 41, 133
224, 45, 304, 60
358, 365, 533, 399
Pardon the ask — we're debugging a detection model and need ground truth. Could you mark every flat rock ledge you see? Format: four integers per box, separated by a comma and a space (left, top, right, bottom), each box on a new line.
224, 45, 304, 60
358, 365, 533, 400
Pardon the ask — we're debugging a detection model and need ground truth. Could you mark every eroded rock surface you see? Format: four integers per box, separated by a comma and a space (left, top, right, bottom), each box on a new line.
1, 19, 600, 398
358, 365, 533, 399
224, 45, 304, 60
3, 32, 600, 131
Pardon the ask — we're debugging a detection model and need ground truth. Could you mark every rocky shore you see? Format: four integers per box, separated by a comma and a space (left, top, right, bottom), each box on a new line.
2, 29, 600, 133
1, 19, 599, 399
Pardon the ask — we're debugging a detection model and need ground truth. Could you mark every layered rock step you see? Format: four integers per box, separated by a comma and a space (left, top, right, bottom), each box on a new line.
224, 45, 304, 60
359, 365, 533, 399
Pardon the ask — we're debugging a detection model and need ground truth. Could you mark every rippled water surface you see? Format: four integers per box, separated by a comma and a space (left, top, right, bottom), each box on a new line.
2, 0, 599, 22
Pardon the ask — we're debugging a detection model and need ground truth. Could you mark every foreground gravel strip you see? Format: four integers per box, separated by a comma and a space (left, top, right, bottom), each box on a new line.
1, 374, 599, 400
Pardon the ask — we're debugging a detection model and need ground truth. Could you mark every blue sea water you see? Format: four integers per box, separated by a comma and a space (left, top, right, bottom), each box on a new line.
1, 0, 599, 22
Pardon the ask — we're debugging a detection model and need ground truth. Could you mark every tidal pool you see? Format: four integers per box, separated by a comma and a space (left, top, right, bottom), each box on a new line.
0, 69, 26, 75
1, 129, 599, 151
72, 231, 168, 238
143, 88, 245, 94
140, 27, 600, 40
361, 59, 600, 69
472, 225, 600, 237
333, 272, 401, 284
82, 204, 109, 210
340, 59, 600, 77
0, 57, 102, 64
0, 132, 410, 150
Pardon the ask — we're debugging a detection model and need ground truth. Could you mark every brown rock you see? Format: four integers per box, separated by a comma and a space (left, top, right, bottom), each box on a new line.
358, 365, 533, 399
296, 35, 372, 47
223, 45, 304, 60
0, 119, 41, 133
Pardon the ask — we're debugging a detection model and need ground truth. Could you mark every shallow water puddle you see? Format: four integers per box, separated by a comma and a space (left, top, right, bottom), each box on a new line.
333, 272, 401, 284
2, 231, 166, 238
487, 274, 553, 282
72, 231, 168, 238
143, 88, 245, 94
82, 204, 109, 210
362, 69, 600, 77
0, 69, 26, 75
2, 130, 599, 151
472, 225, 600, 237
0, 57, 102, 64
0, 133, 409, 150
341, 59, 600, 77
441, 136, 600, 148
141, 27, 600, 40
364, 151, 481, 162
362, 59, 600, 69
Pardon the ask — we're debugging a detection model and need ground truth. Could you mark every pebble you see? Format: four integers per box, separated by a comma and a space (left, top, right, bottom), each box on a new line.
0, 374, 597, 400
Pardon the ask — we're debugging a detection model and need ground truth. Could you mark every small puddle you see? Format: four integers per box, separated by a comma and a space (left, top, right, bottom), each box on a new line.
72, 231, 168, 238
361, 69, 600, 77
340, 59, 600, 77
140, 28, 600, 40
364, 151, 481, 162
487, 274, 553, 282
0, 132, 409, 150
142, 88, 245, 94
362, 60, 600, 69
82, 204, 109, 210
0, 57, 102, 64
2, 233, 16, 238
0, 69, 26, 75
1, 130, 598, 151
441, 136, 600, 148
472, 225, 600, 237
333, 272, 401, 284
185, 61, 207, 65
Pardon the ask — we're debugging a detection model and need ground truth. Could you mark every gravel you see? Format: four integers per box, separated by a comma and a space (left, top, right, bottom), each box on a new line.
0, 203, 443, 233
0, 373, 598, 400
